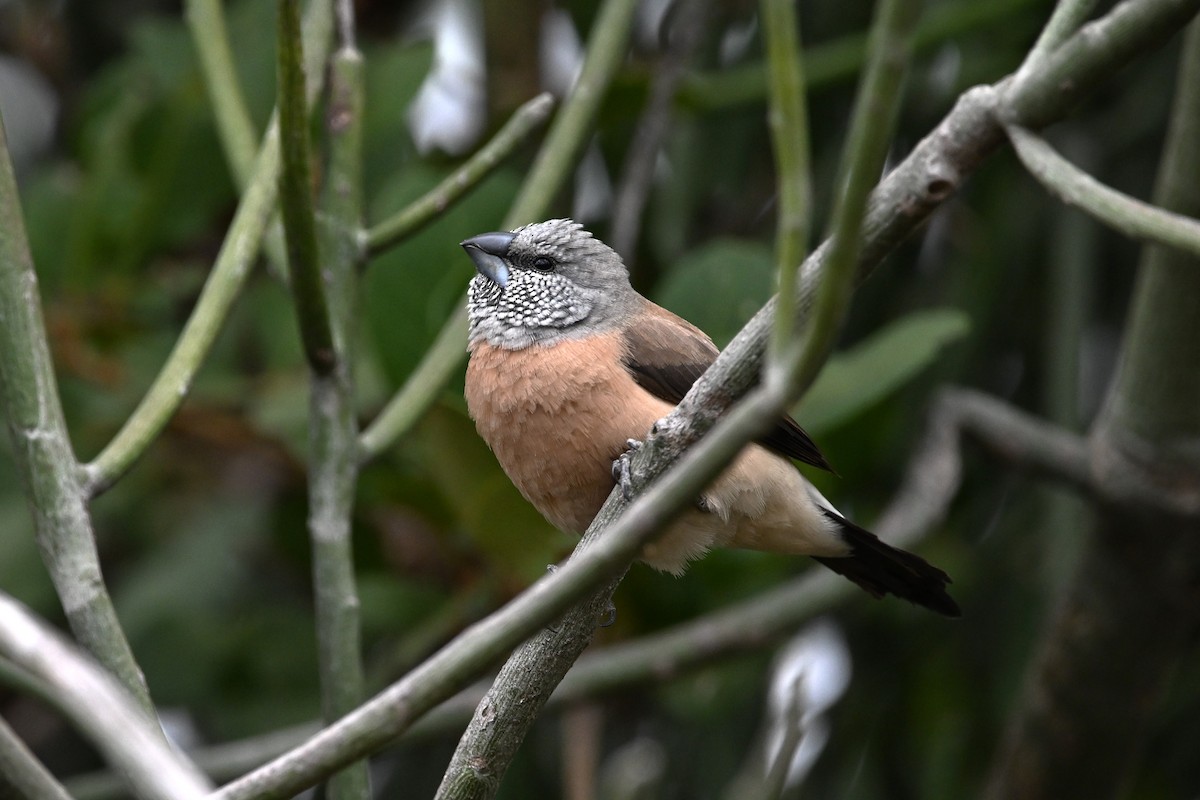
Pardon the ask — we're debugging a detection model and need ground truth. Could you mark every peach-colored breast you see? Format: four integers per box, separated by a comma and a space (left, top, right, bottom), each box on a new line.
465, 333, 668, 534
465, 331, 848, 574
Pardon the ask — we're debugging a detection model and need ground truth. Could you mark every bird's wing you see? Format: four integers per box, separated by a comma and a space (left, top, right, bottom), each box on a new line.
619, 301, 833, 472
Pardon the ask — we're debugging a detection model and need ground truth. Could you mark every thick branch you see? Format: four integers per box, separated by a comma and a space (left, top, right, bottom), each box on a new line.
0, 109, 152, 712
306, 14, 370, 800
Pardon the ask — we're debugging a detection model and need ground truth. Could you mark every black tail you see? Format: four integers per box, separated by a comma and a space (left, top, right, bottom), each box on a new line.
813, 509, 960, 617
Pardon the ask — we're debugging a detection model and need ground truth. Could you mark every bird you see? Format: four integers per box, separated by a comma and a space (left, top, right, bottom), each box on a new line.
460, 218, 959, 617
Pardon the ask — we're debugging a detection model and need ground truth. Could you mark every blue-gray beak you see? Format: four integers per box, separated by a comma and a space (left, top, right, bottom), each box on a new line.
461, 231, 516, 288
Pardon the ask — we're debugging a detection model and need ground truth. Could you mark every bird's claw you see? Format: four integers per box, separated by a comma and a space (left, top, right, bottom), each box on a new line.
598, 601, 617, 628
611, 439, 644, 501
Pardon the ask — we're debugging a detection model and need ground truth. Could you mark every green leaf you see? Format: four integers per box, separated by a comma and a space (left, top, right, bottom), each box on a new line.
796, 308, 970, 433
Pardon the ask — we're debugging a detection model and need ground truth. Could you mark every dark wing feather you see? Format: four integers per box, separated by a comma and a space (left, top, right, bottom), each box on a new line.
620, 302, 833, 472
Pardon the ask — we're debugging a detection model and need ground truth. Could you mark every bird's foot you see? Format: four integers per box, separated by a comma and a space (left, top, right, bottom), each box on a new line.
598, 601, 617, 628
611, 438, 644, 501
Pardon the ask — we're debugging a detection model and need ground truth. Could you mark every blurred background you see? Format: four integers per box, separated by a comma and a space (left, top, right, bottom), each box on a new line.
1, 0, 1195, 797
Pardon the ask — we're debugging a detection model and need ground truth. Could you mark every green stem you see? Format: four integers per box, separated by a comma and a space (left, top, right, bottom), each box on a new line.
185, 0, 291, 276
278, 0, 336, 374
365, 93, 556, 255
786, 0, 920, 394
1007, 124, 1200, 258
0, 115, 154, 713
185, 0, 258, 185
356, 304, 467, 462
679, 0, 1038, 110
307, 10, 371, 798
761, 0, 812, 363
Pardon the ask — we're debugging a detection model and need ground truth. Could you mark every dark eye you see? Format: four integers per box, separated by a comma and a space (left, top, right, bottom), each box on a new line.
531, 256, 555, 272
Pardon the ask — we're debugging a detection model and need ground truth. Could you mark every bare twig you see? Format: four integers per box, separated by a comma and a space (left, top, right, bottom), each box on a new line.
0, 594, 211, 800
0, 714, 73, 800
1006, 124, 1200, 259
365, 93, 556, 257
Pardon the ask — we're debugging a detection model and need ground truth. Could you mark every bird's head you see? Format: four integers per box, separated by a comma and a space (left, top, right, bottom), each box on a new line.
461, 218, 638, 349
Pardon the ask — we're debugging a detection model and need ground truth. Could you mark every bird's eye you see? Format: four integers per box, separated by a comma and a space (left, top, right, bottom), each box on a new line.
531, 256, 555, 272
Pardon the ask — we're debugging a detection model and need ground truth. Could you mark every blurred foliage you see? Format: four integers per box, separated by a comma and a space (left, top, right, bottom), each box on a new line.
0, 0, 1198, 797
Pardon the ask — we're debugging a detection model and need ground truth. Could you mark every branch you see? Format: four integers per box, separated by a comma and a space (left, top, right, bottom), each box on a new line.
278, 0, 336, 374
0, 715, 72, 800
1006, 124, 1200, 258
364, 93, 556, 256
0, 594, 211, 800
762, 0, 813, 357
83, 0, 336, 493
0, 108, 153, 712
304, 2, 370, 798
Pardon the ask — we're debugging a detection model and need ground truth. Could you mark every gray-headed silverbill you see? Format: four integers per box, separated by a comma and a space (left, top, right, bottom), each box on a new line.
461, 218, 959, 617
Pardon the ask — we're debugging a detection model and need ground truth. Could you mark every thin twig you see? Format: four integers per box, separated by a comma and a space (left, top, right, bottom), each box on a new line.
762, 0, 813, 361
1006, 124, 1200, 258
0, 594, 211, 800
0, 714, 73, 800
278, 0, 336, 374
365, 93, 556, 256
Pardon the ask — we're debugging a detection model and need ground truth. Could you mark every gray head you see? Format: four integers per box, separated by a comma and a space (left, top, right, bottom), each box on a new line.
461, 219, 639, 349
